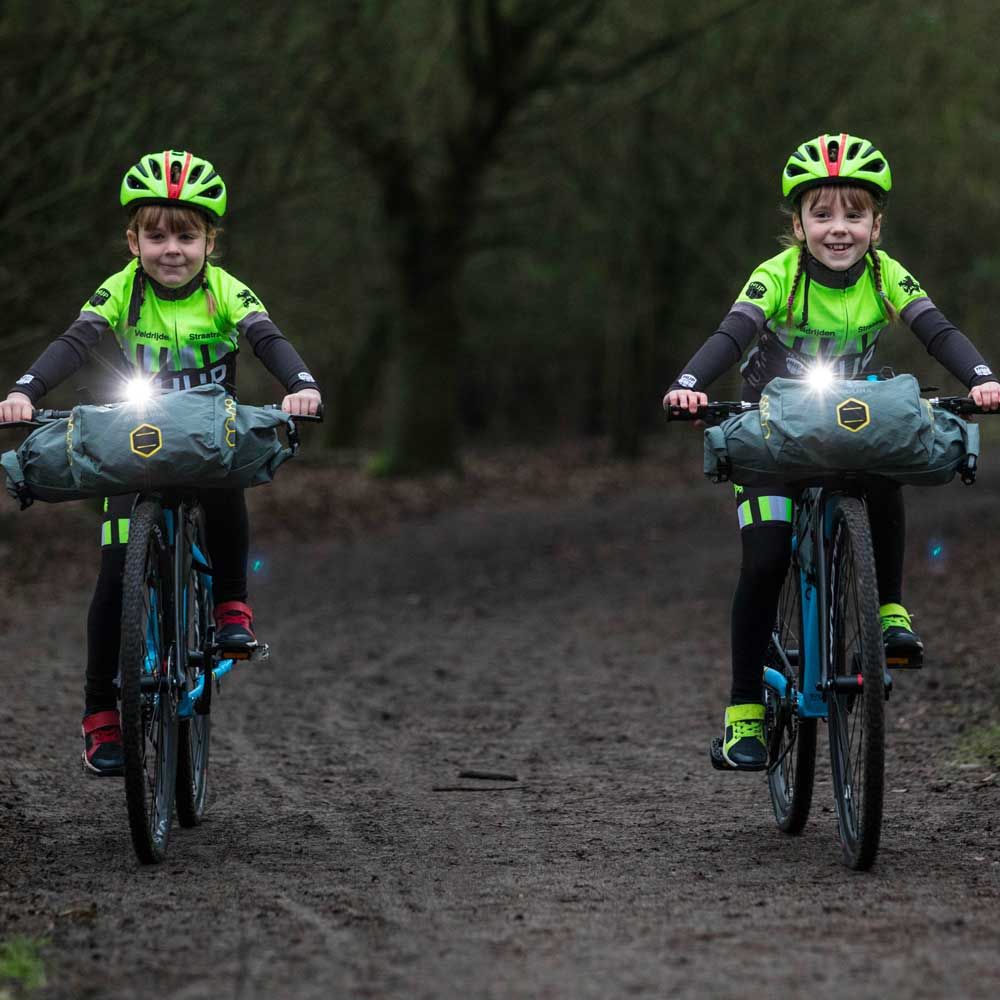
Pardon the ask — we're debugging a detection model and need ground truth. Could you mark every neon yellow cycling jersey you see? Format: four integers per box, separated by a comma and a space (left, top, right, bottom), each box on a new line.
83, 259, 267, 387
670, 246, 993, 398
735, 247, 925, 376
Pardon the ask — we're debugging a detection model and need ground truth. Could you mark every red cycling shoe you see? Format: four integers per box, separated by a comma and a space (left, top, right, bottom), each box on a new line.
82, 709, 125, 777
214, 600, 258, 657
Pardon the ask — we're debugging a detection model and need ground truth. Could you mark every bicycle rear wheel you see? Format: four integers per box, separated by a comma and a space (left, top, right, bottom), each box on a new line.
765, 556, 817, 834
120, 499, 178, 864
176, 508, 212, 827
826, 495, 885, 870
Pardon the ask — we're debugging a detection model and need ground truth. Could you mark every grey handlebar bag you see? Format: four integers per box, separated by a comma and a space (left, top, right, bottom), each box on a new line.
703, 374, 979, 487
2, 384, 295, 508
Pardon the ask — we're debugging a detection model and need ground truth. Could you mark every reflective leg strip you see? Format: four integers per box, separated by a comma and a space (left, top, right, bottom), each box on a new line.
738, 496, 793, 529
758, 496, 793, 523
737, 500, 754, 529
100, 518, 131, 546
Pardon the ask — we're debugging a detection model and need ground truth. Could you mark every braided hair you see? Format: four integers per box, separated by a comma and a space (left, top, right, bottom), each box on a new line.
867, 245, 898, 323
785, 245, 807, 331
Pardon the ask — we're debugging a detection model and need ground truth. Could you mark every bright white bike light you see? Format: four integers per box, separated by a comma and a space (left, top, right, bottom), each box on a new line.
123, 377, 155, 406
805, 361, 836, 393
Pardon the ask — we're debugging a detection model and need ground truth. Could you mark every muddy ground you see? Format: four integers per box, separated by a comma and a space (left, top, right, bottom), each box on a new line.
1, 435, 999, 999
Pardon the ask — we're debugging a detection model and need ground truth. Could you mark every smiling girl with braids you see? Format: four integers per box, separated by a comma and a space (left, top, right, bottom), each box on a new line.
663, 133, 1000, 770
0, 150, 322, 776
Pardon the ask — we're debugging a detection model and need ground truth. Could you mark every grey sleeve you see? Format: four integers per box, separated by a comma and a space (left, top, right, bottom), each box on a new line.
668, 305, 762, 392
902, 299, 995, 388
240, 315, 320, 394
8, 312, 109, 404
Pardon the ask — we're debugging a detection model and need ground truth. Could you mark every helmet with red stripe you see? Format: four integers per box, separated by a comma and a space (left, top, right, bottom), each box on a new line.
782, 133, 891, 205
120, 150, 227, 221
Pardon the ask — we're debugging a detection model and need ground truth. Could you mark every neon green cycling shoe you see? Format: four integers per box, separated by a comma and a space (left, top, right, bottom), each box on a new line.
880, 602, 923, 668
721, 703, 767, 771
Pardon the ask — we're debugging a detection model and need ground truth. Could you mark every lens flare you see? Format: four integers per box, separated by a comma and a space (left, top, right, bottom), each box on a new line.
805, 361, 836, 393
123, 377, 155, 406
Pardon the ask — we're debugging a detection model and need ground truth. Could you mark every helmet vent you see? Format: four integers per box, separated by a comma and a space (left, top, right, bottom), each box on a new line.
861, 158, 886, 174
134, 162, 148, 178
805, 143, 820, 162
785, 164, 807, 178
862, 144, 876, 157
202, 184, 224, 199
148, 158, 162, 181
203, 170, 218, 183
189, 164, 204, 182
826, 139, 840, 162
847, 141, 862, 159
790, 151, 806, 162
170, 161, 182, 184
126, 175, 148, 190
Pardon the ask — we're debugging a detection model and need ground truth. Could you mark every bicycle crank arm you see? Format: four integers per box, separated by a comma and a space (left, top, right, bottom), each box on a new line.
821, 670, 893, 700
178, 645, 270, 718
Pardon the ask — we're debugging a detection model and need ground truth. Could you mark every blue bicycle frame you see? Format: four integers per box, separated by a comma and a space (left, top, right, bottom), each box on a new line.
762, 486, 846, 721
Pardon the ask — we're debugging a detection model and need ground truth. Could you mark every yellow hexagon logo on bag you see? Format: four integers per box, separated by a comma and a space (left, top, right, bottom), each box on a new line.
130, 423, 163, 457
836, 398, 870, 433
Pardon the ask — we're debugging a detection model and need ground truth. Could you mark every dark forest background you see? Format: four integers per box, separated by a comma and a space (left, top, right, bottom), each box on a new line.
4, 0, 999, 472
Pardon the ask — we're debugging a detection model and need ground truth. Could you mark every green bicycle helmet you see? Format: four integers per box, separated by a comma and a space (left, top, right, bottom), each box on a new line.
782, 133, 891, 204
120, 150, 227, 221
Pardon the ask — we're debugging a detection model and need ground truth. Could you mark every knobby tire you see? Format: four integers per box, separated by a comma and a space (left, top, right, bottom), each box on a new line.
826, 496, 886, 870
120, 500, 178, 864
765, 553, 817, 835
176, 507, 212, 827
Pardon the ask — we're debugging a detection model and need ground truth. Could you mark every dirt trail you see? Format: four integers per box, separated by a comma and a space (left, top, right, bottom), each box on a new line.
2, 439, 999, 999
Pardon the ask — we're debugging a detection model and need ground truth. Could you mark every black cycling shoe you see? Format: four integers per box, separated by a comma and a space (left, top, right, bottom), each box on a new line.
712, 704, 768, 771
881, 603, 923, 668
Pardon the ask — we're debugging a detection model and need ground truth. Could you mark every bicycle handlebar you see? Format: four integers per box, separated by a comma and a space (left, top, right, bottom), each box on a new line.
0, 403, 323, 431
666, 396, 1000, 426
665, 401, 756, 425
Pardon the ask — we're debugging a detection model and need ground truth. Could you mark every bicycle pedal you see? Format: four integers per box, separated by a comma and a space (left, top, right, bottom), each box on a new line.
885, 653, 923, 669
215, 641, 268, 662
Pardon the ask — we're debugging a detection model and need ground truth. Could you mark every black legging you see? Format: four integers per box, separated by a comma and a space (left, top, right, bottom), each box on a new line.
730, 480, 905, 704
84, 489, 250, 713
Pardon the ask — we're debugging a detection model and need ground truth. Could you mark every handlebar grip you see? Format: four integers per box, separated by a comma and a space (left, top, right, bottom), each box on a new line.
664, 406, 702, 423
290, 408, 324, 423
932, 396, 993, 416
263, 404, 324, 421
665, 401, 753, 425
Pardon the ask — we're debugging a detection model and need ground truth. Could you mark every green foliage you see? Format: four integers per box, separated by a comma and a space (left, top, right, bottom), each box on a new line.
956, 722, 1000, 767
0, 937, 46, 992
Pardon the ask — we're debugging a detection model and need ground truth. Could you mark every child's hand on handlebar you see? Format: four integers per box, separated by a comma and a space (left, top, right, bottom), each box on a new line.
281, 388, 322, 416
663, 389, 708, 412
970, 381, 1000, 411
0, 392, 33, 424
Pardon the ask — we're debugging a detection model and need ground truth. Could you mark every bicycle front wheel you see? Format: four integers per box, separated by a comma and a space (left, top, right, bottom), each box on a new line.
120, 500, 178, 864
765, 555, 817, 835
176, 507, 212, 828
826, 495, 886, 870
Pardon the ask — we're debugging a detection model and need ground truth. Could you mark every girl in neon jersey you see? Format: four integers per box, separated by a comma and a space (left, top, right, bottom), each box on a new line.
1, 150, 322, 775
663, 133, 1000, 770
